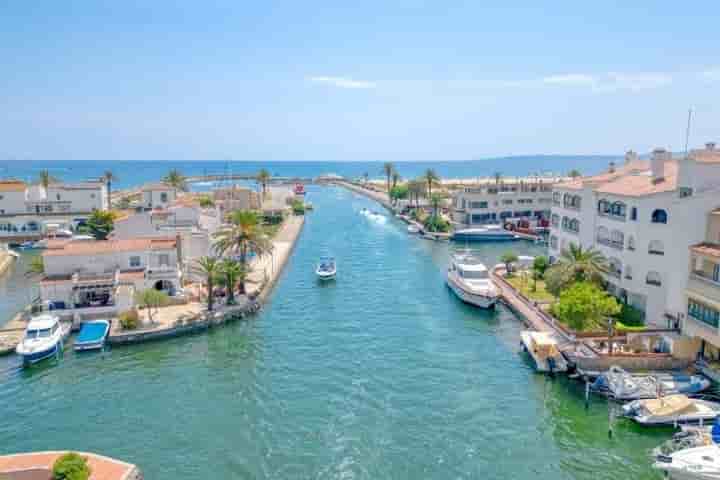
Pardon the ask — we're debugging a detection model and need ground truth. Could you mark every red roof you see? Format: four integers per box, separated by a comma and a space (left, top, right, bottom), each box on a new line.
43, 237, 176, 257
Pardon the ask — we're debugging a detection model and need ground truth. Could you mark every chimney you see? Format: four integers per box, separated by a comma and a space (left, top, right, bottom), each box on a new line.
707, 142, 717, 151
651, 147, 669, 183
624, 150, 638, 164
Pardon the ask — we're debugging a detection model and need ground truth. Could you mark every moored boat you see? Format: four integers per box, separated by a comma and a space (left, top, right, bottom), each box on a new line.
316, 257, 336, 280
519, 330, 568, 373
15, 314, 70, 365
623, 395, 720, 426
407, 224, 421, 234
446, 252, 498, 308
452, 225, 518, 242
654, 444, 720, 479
73, 320, 111, 352
591, 365, 711, 400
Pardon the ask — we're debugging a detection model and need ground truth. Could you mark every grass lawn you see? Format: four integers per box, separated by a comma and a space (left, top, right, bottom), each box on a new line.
505, 274, 556, 303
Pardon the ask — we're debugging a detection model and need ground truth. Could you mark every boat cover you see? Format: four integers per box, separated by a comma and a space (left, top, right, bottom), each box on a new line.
643, 395, 693, 416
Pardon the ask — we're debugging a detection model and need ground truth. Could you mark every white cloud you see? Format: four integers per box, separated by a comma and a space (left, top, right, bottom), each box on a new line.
542, 73, 597, 88
308, 76, 377, 89
538, 72, 671, 92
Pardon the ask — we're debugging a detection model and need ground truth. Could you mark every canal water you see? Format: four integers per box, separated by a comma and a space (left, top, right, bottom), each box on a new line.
0, 185, 667, 479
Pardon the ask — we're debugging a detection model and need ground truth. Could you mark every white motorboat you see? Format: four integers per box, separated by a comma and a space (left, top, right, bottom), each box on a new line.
654, 445, 720, 479
519, 330, 568, 373
73, 320, 111, 352
15, 314, 70, 365
446, 252, 499, 308
591, 365, 711, 400
452, 225, 518, 242
653, 421, 720, 459
407, 224, 421, 234
623, 395, 720, 426
316, 257, 336, 280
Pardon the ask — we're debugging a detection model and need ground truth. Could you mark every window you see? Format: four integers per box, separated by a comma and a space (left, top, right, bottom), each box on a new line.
470, 201, 488, 209
158, 254, 170, 267
679, 187, 693, 198
688, 299, 720, 328
502, 199, 513, 205
610, 202, 626, 218
648, 240, 664, 255
550, 235, 558, 249
160, 192, 168, 203
630, 207, 637, 221
651, 209, 668, 224
56, 194, 61, 200
598, 199, 610, 214
130, 256, 141, 268
90, 193, 95, 199
0, 195, 3, 200
610, 230, 624, 249
551, 214, 559, 227
596, 226, 609, 243
608, 258, 622, 278
624, 265, 633, 280
646, 271, 662, 286
552, 192, 561, 205
500, 211, 513, 219
627, 235, 635, 251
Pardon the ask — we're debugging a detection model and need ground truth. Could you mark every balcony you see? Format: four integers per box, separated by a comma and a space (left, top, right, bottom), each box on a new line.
597, 237, 624, 250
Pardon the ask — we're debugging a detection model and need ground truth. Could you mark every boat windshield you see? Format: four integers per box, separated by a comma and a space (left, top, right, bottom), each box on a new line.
26, 328, 52, 339
459, 269, 488, 280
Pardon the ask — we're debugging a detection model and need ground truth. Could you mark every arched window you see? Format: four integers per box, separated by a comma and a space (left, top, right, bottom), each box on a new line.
608, 257, 622, 277
624, 265, 633, 280
648, 240, 664, 255
651, 209, 668, 224
627, 235, 636, 251
569, 219, 580, 233
611, 201, 626, 218
597, 226, 609, 243
611, 230, 624, 248
646, 271, 662, 286
26, 221, 39, 232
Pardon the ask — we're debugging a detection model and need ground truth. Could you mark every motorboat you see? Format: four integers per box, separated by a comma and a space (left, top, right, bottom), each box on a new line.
15, 314, 70, 365
623, 395, 720, 426
654, 444, 720, 479
73, 320, 111, 352
407, 224, 421, 234
452, 225, 519, 242
446, 252, 499, 308
316, 257, 336, 280
520, 330, 568, 373
16, 240, 45, 251
592, 365, 711, 400
653, 420, 720, 459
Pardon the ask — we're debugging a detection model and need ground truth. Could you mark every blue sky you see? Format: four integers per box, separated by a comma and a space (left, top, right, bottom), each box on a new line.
2, 1, 719, 161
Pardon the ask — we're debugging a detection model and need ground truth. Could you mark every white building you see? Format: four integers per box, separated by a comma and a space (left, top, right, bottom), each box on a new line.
39, 237, 182, 321
549, 142, 720, 327
450, 177, 560, 226
0, 180, 107, 241
142, 183, 177, 210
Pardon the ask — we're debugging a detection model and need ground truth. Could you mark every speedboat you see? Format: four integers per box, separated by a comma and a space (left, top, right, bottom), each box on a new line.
16, 240, 45, 251
592, 365, 711, 400
316, 257, 336, 280
73, 320, 110, 352
452, 225, 518, 242
520, 330, 568, 373
654, 444, 720, 479
446, 252, 499, 308
653, 420, 720, 459
623, 395, 720, 426
15, 314, 70, 365
407, 224, 421, 234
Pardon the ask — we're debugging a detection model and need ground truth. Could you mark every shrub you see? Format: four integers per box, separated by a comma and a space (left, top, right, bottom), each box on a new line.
52, 452, 91, 480
554, 281, 621, 332
291, 200, 305, 215
423, 215, 450, 233
118, 310, 139, 330
613, 303, 645, 327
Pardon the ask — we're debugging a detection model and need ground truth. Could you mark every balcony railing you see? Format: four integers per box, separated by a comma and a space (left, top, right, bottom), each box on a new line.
598, 211, 626, 222
691, 272, 720, 287
597, 237, 624, 250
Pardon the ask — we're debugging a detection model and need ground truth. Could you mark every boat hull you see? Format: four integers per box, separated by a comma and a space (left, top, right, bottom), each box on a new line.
18, 341, 62, 365
446, 274, 497, 309
519, 331, 568, 373
73, 321, 110, 352
451, 233, 518, 242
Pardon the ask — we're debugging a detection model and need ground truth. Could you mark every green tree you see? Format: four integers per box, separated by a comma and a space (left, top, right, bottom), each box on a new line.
429, 192, 443, 218
407, 180, 424, 209
257, 168, 271, 197
25, 255, 45, 278
554, 281, 621, 332
101, 170, 117, 209
135, 288, 169, 325
567, 169, 582, 178
532, 256, 550, 279
38, 169, 58, 189
500, 252, 519, 275
83, 210, 115, 240
421, 168, 440, 198
389, 184, 409, 203
192, 256, 221, 311
546, 243, 608, 295
382, 162, 395, 200
52, 452, 91, 480
163, 169, 188, 191
214, 210, 273, 293
219, 258, 245, 305
198, 195, 214, 208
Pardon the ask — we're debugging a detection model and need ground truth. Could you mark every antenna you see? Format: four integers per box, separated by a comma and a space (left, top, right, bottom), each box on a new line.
684, 108, 693, 158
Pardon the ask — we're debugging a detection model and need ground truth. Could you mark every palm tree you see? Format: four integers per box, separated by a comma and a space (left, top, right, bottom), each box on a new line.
214, 210, 273, 293
557, 243, 608, 284
567, 169, 581, 178
38, 169, 54, 189
421, 168, 440, 198
192, 256, 220, 311
500, 252, 519, 275
429, 192, 443, 218
407, 180, 424, 209
382, 162, 395, 200
101, 170, 117, 209
163, 169, 188, 192
25, 256, 44, 278
219, 258, 244, 305
257, 169, 271, 197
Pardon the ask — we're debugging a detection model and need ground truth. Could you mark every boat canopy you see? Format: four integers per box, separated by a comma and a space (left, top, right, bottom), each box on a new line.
26, 314, 59, 331
643, 395, 694, 416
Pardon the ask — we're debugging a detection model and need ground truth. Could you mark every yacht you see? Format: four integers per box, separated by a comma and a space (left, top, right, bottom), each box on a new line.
520, 331, 568, 373
16, 314, 70, 365
446, 252, 499, 308
654, 444, 720, 479
591, 366, 711, 400
452, 225, 519, 242
316, 257, 336, 281
623, 395, 720, 426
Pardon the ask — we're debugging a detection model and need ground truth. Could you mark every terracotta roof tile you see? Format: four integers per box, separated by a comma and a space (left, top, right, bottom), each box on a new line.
43, 237, 176, 257
691, 242, 720, 259
0, 181, 27, 192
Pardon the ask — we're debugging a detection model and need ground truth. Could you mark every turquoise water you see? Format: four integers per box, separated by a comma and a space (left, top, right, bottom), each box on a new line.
0, 185, 667, 478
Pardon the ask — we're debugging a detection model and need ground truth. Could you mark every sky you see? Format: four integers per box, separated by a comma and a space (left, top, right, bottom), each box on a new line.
1, 1, 719, 161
